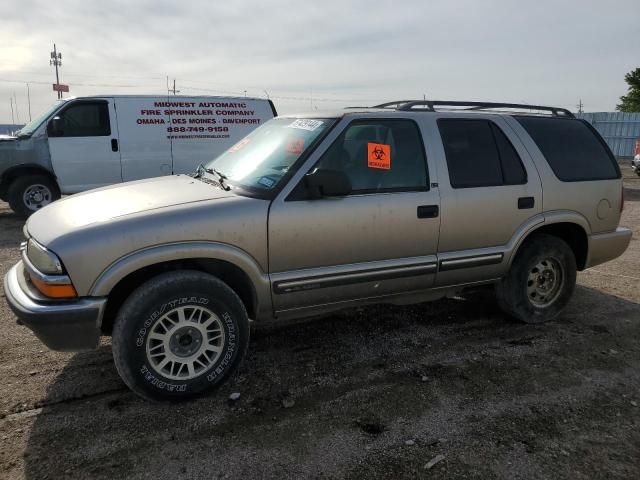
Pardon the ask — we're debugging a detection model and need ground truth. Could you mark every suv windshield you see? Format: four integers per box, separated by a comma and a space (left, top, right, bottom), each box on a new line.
206, 117, 334, 191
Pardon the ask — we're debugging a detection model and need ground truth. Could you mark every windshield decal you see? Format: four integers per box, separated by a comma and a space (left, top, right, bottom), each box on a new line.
367, 142, 391, 170
286, 139, 305, 155
229, 137, 250, 152
257, 176, 276, 188
287, 119, 324, 131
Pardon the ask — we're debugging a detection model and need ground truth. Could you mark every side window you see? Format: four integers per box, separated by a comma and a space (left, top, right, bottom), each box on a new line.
54, 102, 111, 137
438, 119, 526, 188
515, 116, 620, 182
315, 119, 428, 194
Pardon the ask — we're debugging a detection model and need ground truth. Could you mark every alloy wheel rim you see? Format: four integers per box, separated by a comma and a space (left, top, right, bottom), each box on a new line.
145, 305, 225, 380
23, 184, 53, 211
526, 257, 564, 308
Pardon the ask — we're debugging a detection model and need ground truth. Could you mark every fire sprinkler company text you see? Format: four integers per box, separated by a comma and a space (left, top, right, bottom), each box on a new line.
136, 101, 262, 140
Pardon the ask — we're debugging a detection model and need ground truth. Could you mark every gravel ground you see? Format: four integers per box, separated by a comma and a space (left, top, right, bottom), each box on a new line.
0, 166, 639, 480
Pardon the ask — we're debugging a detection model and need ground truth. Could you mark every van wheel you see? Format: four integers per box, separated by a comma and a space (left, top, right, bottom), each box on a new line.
7, 174, 60, 218
496, 234, 576, 324
112, 270, 250, 401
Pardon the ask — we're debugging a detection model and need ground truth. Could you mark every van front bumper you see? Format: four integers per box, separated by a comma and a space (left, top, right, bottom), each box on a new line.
3, 262, 106, 351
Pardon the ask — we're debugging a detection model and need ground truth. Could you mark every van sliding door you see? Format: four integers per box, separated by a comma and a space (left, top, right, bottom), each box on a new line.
117, 96, 172, 182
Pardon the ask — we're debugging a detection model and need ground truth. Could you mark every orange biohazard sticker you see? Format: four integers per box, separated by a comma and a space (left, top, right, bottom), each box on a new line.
286, 139, 305, 155
367, 142, 391, 170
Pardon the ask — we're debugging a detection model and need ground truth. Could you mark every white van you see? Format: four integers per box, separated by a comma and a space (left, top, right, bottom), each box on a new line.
0, 95, 277, 216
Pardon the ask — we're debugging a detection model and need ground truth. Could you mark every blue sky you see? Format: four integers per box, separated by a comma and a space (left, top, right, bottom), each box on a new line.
1, 0, 638, 123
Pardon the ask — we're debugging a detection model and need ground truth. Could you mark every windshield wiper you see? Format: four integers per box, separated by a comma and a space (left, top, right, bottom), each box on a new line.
193, 163, 231, 191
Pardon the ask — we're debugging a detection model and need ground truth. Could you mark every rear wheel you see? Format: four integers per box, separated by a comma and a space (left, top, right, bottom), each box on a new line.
496, 234, 576, 323
112, 270, 250, 401
7, 174, 60, 218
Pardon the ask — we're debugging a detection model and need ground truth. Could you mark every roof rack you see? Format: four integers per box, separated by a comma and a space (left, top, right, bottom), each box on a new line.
371, 100, 574, 118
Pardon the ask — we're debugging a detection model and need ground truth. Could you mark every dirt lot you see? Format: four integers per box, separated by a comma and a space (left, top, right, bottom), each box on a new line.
0, 167, 639, 480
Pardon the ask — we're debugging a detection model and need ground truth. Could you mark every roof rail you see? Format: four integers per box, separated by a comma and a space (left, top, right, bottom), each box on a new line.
371, 100, 575, 118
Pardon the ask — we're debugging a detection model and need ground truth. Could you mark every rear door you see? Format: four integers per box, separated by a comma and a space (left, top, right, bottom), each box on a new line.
47, 98, 122, 193
169, 97, 275, 174
116, 97, 172, 182
428, 115, 543, 285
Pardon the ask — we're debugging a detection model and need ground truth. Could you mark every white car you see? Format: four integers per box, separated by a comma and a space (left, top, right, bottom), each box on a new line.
0, 95, 276, 216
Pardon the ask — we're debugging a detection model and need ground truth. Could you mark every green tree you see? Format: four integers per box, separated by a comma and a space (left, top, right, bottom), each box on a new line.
617, 68, 640, 112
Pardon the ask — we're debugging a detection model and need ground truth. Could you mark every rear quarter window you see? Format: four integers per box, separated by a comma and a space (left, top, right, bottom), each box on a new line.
516, 116, 620, 182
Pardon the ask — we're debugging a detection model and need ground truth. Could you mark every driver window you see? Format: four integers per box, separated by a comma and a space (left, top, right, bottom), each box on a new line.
53, 102, 111, 137
315, 119, 428, 194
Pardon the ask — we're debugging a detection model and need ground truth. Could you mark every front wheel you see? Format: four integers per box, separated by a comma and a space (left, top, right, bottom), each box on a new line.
7, 174, 60, 218
496, 234, 577, 324
112, 270, 250, 401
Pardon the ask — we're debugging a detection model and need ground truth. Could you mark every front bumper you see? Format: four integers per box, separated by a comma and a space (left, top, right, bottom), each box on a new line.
3, 261, 106, 351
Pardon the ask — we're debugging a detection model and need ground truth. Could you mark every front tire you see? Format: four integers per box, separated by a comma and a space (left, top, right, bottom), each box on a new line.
112, 270, 250, 401
7, 174, 60, 218
496, 234, 576, 324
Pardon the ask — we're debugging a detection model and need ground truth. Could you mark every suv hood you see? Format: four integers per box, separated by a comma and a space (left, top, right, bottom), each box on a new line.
27, 175, 235, 240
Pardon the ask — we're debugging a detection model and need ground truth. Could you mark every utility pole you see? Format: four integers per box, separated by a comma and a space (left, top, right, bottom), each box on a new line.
50, 43, 63, 99
10, 98, 15, 124
167, 78, 180, 95
26, 83, 32, 122
577, 99, 584, 114
13, 92, 20, 124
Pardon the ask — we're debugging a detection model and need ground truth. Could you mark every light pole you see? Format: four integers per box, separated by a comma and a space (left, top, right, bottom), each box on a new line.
50, 43, 63, 99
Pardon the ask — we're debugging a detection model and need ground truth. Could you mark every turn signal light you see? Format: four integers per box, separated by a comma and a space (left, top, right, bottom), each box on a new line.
30, 275, 77, 298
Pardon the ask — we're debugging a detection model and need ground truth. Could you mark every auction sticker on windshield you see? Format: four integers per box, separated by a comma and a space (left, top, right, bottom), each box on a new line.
287, 119, 324, 131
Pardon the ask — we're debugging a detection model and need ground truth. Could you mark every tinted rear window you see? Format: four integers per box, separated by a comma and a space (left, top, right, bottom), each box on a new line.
516, 117, 619, 182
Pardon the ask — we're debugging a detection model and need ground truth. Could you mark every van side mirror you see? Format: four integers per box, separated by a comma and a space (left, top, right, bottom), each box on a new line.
47, 116, 63, 137
304, 168, 351, 199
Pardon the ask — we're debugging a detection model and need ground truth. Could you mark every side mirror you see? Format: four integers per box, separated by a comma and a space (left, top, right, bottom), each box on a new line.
304, 168, 351, 199
47, 116, 63, 137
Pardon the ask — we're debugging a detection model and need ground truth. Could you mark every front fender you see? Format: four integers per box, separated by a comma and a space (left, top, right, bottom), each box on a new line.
89, 241, 273, 319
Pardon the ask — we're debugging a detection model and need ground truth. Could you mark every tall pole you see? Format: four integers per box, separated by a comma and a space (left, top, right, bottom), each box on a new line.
10, 98, 15, 124
50, 43, 63, 99
26, 83, 32, 122
13, 92, 20, 124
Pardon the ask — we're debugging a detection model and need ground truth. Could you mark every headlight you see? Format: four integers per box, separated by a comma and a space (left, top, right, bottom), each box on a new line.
24, 239, 76, 298
27, 239, 63, 274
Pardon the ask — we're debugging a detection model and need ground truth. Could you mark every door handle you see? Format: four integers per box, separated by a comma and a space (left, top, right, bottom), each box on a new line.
417, 205, 439, 218
111, 138, 119, 152
518, 197, 534, 209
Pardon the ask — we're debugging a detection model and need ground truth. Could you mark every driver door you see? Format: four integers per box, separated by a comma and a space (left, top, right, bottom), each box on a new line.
268, 118, 441, 314
47, 98, 122, 193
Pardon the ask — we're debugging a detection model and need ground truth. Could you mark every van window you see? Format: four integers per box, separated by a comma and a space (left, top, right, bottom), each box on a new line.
438, 119, 526, 188
314, 119, 428, 194
516, 117, 620, 182
53, 101, 111, 137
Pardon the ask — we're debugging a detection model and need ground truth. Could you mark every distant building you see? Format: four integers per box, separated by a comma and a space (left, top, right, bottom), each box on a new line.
577, 112, 640, 158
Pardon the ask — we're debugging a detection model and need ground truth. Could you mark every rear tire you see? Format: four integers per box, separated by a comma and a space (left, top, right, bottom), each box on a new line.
496, 234, 576, 324
7, 174, 60, 218
112, 270, 250, 401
